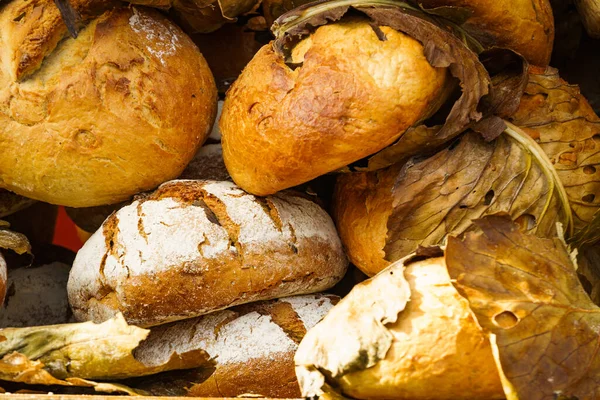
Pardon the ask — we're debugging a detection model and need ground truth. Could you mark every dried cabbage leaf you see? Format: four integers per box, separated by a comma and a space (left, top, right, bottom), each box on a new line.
384, 125, 572, 262
446, 215, 600, 400
0, 314, 209, 387
509, 66, 600, 242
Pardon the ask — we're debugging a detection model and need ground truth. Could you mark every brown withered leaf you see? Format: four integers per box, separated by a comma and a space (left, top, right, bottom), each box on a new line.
0, 314, 209, 387
509, 66, 600, 242
384, 125, 572, 262
128, 0, 261, 33
446, 215, 600, 400
0, 190, 35, 219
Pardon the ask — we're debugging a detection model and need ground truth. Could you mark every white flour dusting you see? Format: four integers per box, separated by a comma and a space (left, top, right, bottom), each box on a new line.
129, 8, 180, 66
280, 294, 336, 330
138, 310, 296, 366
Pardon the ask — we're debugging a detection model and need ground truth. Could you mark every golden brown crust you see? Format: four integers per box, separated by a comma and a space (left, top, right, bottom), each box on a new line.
220, 19, 449, 196
419, 0, 554, 66
189, 353, 300, 397
68, 180, 347, 326
332, 165, 402, 276
0, 4, 217, 206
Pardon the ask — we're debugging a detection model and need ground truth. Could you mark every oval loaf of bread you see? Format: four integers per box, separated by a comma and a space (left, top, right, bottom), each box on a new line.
0, 2, 217, 207
67, 180, 348, 326
132, 294, 339, 397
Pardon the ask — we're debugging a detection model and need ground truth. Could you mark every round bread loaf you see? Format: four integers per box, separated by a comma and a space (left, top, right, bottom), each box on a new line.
68, 180, 348, 327
220, 19, 450, 196
132, 294, 339, 397
295, 256, 503, 400
0, 2, 217, 207
0, 262, 74, 328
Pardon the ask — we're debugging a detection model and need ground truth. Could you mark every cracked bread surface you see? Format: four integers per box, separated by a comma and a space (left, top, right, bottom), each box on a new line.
67, 180, 348, 327
133, 294, 339, 397
0, 2, 217, 206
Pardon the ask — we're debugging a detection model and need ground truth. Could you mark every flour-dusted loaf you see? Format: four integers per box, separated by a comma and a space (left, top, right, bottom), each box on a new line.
0, 262, 74, 328
131, 294, 339, 397
0, 1, 217, 207
68, 180, 348, 326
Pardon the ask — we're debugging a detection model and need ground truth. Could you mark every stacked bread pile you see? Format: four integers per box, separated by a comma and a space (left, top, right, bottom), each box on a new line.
0, 0, 598, 398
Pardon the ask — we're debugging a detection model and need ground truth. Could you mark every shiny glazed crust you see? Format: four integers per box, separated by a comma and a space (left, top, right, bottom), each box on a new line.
220, 19, 449, 196
0, 3, 217, 206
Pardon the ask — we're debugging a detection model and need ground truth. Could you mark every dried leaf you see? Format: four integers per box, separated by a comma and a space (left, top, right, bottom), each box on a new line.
509, 66, 600, 241
384, 125, 572, 262
53, 0, 82, 38
0, 190, 35, 219
0, 229, 30, 256
0, 314, 209, 386
128, 0, 262, 33
446, 215, 600, 400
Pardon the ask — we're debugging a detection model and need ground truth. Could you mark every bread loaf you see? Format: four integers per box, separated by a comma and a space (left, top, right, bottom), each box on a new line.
68, 180, 348, 326
295, 256, 503, 400
0, 262, 74, 328
0, 2, 217, 207
220, 18, 450, 196
131, 294, 339, 397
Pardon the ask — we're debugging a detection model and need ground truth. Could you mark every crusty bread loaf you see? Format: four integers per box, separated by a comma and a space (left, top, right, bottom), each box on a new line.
0, 262, 74, 328
0, 2, 217, 207
419, 0, 554, 66
220, 19, 450, 196
295, 257, 503, 400
68, 180, 348, 327
131, 294, 338, 397
332, 164, 402, 277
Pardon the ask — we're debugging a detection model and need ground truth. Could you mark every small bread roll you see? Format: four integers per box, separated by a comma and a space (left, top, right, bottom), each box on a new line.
220, 19, 450, 196
68, 180, 347, 327
295, 256, 503, 400
133, 294, 339, 397
0, 2, 217, 207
